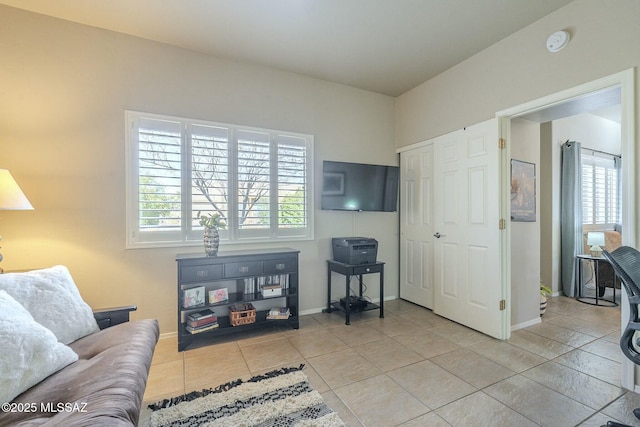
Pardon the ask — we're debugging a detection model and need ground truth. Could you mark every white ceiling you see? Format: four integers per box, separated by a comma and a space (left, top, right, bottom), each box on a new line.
0, 0, 575, 96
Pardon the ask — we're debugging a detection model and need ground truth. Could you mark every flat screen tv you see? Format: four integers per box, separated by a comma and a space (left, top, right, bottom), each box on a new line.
321, 160, 399, 212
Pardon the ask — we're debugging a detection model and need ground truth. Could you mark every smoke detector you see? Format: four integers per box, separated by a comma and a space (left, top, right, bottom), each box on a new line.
546, 31, 570, 53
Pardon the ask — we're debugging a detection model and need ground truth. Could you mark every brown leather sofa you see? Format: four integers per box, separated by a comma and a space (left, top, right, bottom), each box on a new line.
0, 308, 159, 427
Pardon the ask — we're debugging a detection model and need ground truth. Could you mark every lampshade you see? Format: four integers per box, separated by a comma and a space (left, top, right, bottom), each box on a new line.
587, 231, 605, 247
0, 169, 33, 210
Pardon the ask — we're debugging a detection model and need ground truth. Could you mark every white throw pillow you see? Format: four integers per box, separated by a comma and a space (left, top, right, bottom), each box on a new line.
0, 265, 99, 344
0, 290, 78, 404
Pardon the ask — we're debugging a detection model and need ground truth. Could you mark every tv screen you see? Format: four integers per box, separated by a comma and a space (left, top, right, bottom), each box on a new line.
321, 160, 399, 212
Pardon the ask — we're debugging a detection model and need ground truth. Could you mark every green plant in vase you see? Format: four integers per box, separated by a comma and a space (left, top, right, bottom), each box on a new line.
540, 283, 552, 316
198, 213, 226, 256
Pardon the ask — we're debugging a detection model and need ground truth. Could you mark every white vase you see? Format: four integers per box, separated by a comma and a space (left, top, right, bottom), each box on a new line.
203, 227, 220, 256
540, 294, 548, 316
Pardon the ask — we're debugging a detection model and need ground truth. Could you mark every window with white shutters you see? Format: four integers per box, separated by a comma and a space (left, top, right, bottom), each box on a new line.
126, 111, 314, 248
278, 137, 309, 233
581, 151, 620, 228
237, 130, 271, 234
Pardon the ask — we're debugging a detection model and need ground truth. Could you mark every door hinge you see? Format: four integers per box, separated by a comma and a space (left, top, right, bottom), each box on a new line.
499, 138, 506, 149
499, 219, 506, 229
500, 299, 506, 310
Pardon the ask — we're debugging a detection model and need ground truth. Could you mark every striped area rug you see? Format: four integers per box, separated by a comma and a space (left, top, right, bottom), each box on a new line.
148, 365, 345, 427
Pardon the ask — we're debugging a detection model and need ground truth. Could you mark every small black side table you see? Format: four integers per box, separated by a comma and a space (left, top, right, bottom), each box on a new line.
323, 260, 384, 325
576, 254, 618, 307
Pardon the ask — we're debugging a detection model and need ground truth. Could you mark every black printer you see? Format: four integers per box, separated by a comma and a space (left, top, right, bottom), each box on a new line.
332, 237, 378, 265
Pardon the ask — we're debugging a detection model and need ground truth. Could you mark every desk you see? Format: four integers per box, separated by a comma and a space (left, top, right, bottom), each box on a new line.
576, 254, 618, 307
324, 260, 384, 325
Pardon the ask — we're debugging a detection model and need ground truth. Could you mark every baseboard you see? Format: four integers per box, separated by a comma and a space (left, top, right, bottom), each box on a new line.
511, 317, 541, 331
159, 331, 177, 340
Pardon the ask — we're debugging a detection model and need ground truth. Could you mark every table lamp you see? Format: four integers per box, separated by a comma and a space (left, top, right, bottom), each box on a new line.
587, 231, 605, 257
0, 169, 34, 271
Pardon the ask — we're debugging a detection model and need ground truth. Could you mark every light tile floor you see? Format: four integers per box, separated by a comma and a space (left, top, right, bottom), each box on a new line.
143, 293, 640, 426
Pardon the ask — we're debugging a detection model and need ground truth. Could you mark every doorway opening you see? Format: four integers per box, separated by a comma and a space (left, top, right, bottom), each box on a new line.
497, 68, 635, 390
522, 86, 621, 305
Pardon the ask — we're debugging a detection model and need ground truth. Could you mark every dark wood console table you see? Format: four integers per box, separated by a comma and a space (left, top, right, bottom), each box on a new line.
324, 260, 384, 325
176, 248, 299, 351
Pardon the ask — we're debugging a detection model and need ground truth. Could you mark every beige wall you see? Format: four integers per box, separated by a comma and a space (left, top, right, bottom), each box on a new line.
510, 119, 541, 329
396, 0, 639, 149
0, 5, 397, 334
553, 113, 622, 155
540, 122, 556, 295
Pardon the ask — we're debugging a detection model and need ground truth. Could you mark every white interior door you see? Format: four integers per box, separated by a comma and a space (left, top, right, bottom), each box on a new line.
400, 144, 434, 309
433, 118, 505, 339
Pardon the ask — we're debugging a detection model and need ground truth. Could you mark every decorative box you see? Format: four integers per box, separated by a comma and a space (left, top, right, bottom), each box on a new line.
261, 285, 282, 298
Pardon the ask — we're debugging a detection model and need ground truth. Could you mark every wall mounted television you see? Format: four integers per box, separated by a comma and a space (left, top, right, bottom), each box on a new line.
321, 160, 399, 212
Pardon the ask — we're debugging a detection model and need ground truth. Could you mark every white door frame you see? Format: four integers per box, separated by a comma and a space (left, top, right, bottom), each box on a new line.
496, 68, 636, 390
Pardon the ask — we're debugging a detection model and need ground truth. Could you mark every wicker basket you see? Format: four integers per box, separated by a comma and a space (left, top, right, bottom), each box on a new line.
229, 303, 256, 326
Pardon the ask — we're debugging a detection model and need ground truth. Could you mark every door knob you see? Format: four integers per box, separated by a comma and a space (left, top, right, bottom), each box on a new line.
434, 232, 445, 238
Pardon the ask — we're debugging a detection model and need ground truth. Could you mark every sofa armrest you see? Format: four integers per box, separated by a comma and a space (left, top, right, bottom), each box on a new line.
93, 305, 137, 330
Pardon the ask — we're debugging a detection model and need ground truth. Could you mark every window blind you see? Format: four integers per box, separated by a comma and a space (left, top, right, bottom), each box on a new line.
581, 152, 620, 227
126, 111, 314, 248
137, 118, 182, 231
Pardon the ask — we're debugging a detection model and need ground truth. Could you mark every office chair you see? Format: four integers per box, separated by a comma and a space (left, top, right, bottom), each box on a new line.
601, 247, 640, 427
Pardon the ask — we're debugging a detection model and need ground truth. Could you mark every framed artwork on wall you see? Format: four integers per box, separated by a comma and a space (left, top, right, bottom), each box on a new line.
511, 159, 536, 222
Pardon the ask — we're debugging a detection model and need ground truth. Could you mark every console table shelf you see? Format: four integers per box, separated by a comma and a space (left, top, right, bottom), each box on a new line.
176, 248, 300, 351
328, 301, 380, 314
181, 289, 298, 312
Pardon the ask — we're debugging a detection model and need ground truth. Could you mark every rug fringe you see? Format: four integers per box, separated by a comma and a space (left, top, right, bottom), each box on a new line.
147, 364, 305, 411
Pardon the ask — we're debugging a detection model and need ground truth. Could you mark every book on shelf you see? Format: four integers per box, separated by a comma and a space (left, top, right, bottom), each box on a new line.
267, 307, 290, 320
183, 286, 206, 308
186, 322, 219, 334
187, 315, 218, 328
243, 274, 290, 296
263, 274, 289, 288
244, 278, 257, 295
187, 308, 216, 321
280, 274, 289, 289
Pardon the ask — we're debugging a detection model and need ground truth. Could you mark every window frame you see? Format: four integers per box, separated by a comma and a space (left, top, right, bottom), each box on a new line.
125, 110, 314, 249
581, 151, 620, 230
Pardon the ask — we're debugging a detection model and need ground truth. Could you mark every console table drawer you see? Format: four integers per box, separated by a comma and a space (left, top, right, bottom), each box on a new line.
264, 257, 297, 274
224, 261, 263, 278
180, 264, 223, 283
352, 264, 383, 275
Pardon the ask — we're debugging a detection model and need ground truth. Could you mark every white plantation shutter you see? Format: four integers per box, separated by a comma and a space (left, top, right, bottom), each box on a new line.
126, 111, 313, 247
237, 130, 271, 235
134, 117, 183, 243
277, 136, 308, 233
581, 152, 620, 227
190, 124, 229, 239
